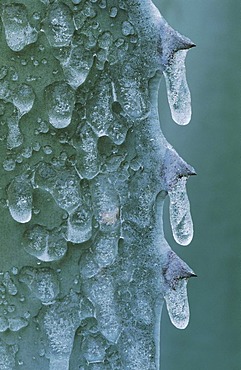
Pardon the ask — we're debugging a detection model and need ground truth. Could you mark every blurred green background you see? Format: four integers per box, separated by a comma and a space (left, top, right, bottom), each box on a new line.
152, 0, 241, 369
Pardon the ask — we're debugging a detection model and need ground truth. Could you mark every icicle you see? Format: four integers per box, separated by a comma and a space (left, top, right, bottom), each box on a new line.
159, 15, 195, 125
163, 251, 196, 329
162, 147, 195, 246
163, 50, 191, 125
169, 176, 193, 246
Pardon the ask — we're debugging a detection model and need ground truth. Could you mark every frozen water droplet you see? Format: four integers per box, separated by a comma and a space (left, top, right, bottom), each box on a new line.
41, 291, 86, 368
67, 205, 92, 244
43, 2, 74, 47
169, 177, 193, 246
85, 276, 121, 343
7, 110, 23, 150
164, 278, 190, 329
2, 4, 38, 51
13, 84, 35, 116
24, 225, 67, 262
52, 170, 82, 213
122, 21, 135, 36
94, 233, 118, 268
8, 317, 29, 332
163, 251, 195, 329
74, 123, 100, 179
0, 317, 8, 332
3, 272, 18, 296
19, 267, 60, 305
61, 44, 94, 89
91, 175, 120, 232
7, 175, 33, 224
3, 158, 16, 172
109, 7, 118, 18
163, 50, 191, 125
81, 334, 107, 363
45, 81, 75, 129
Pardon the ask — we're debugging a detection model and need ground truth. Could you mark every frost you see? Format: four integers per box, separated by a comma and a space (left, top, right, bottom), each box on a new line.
163, 50, 192, 125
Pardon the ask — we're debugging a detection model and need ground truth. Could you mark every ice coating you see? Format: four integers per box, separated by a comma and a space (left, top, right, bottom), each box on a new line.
1, 3, 38, 51
163, 50, 192, 125
0, 0, 197, 367
7, 175, 33, 223
169, 176, 193, 246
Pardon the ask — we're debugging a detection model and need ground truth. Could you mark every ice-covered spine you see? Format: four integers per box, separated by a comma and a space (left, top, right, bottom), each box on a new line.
0, 0, 196, 369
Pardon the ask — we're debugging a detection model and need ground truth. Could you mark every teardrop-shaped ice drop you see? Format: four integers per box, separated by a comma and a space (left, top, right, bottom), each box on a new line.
164, 278, 190, 329
7, 175, 33, 223
163, 50, 191, 125
169, 177, 193, 246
